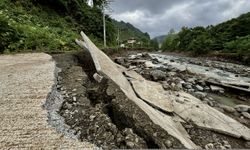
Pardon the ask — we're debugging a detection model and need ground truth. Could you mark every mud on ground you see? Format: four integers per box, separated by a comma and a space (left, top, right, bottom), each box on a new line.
50, 51, 250, 149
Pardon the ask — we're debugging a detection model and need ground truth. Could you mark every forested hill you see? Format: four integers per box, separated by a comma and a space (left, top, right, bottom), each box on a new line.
0, 0, 115, 53
0, 0, 157, 53
112, 20, 150, 43
162, 12, 250, 57
153, 35, 167, 45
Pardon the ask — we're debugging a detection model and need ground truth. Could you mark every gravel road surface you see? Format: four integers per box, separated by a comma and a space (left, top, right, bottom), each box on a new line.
0, 53, 93, 149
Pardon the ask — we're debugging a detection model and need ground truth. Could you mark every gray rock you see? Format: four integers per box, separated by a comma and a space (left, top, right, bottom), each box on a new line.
220, 105, 236, 113
207, 101, 214, 107
205, 143, 214, 149
222, 140, 229, 145
218, 145, 226, 149
242, 112, 250, 119
126, 141, 135, 148
245, 141, 250, 148
145, 61, 156, 68
175, 97, 184, 104
89, 115, 96, 121
170, 83, 176, 89
56, 84, 62, 89
187, 78, 196, 84
204, 86, 210, 91
114, 57, 127, 66
222, 140, 231, 149
167, 72, 176, 77
194, 92, 207, 99
164, 140, 172, 148
235, 105, 250, 112
233, 111, 241, 117
162, 83, 171, 90
183, 83, 193, 89
150, 70, 166, 81
210, 85, 224, 92
61, 91, 66, 95
63, 102, 72, 109
196, 85, 204, 91
142, 52, 150, 58
188, 89, 195, 93
176, 83, 183, 90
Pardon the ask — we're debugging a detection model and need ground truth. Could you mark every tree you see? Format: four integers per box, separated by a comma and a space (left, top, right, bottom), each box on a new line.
162, 28, 180, 51
150, 39, 159, 50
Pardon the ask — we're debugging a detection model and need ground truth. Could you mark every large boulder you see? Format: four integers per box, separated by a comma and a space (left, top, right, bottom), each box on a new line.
150, 70, 166, 81
220, 105, 236, 113
235, 105, 250, 113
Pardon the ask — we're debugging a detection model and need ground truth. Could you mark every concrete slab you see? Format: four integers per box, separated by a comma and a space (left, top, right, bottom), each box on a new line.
76, 32, 199, 149
118, 65, 250, 141
123, 69, 174, 113
173, 92, 250, 140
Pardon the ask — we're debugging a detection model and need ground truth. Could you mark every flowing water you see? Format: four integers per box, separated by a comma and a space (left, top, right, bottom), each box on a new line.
149, 53, 250, 88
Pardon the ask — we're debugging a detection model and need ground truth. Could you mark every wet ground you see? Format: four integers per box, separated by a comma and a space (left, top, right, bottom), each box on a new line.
50, 51, 250, 149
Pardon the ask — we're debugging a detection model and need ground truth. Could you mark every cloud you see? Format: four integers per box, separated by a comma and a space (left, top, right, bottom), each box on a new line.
110, 0, 250, 38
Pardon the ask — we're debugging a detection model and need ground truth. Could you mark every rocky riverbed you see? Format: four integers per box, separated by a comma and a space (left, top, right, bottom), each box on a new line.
114, 52, 250, 127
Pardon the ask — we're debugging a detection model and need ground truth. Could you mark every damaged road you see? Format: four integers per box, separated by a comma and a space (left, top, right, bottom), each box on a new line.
46, 32, 250, 149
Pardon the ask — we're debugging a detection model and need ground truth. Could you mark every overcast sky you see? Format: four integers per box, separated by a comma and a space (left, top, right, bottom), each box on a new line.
110, 0, 250, 38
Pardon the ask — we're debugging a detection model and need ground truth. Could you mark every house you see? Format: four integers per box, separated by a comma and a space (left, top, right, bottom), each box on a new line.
127, 38, 136, 44
120, 44, 125, 48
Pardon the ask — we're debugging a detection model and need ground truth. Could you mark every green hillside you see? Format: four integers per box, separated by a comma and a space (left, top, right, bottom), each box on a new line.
162, 12, 250, 57
153, 35, 167, 45
0, 0, 115, 53
112, 20, 151, 46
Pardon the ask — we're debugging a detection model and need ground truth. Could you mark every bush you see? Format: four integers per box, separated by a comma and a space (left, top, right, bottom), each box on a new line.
188, 34, 213, 55
224, 35, 250, 54
0, 0, 115, 53
0, 10, 20, 53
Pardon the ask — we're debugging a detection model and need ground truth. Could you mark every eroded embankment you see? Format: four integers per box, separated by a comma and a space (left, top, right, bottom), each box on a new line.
50, 52, 186, 149
50, 51, 250, 149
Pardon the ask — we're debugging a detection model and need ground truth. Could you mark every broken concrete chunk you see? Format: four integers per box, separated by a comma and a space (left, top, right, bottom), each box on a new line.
242, 112, 250, 119
173, 92, 250, 140
145, 61, 156, 68
219, 105, 236, 113
234, 105, 250, 113
126, 72, 174, 113
195, 85, 204, 91
194, 91, 207, 99
76, 32, 198, 149
210, 85, 224, 92
93, 73, 103, 83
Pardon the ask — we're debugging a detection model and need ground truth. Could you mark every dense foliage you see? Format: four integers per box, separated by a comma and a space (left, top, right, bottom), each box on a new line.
162, 12, 250, 57
0, 0, 115, 53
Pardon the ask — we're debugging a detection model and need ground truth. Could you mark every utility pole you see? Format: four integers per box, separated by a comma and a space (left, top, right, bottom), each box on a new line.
103, 2, 107, 48
117, 28, 120, 48
87, 0, 106, 47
